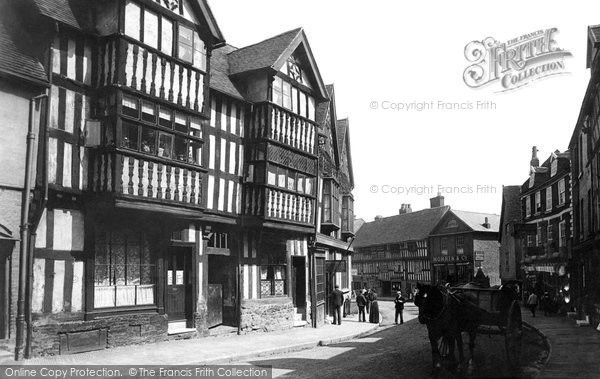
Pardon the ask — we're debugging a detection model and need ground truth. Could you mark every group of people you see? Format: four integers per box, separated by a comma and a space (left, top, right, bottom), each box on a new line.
331, 286, 407, 325
527, 290, 560, 317
355, 288, 380, 323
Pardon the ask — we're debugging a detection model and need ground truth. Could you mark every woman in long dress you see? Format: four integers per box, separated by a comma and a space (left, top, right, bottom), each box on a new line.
369, 291, 380, 323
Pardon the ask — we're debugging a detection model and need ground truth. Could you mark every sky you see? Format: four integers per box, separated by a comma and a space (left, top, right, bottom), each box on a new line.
208, 0, 600, 222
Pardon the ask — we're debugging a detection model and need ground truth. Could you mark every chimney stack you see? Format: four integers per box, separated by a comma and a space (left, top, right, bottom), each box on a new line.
483, 217, 490, 229
375, 215, 383, 221
399, 204, 413, 214
531, 146, 539, 168
430, 193, 445, 208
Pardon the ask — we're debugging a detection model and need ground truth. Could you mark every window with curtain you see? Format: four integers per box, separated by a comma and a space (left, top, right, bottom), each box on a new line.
94, 227, 155, 308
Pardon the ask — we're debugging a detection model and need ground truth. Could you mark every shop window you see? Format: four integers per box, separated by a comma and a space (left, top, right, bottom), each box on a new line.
260, 266, 286, 296
94, 227, 155, 308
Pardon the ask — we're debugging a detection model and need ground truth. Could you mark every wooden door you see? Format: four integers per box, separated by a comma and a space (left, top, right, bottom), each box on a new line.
166, 247, 192, 322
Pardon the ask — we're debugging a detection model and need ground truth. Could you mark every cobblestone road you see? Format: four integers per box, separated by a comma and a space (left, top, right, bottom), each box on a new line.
232, 301, 545, 378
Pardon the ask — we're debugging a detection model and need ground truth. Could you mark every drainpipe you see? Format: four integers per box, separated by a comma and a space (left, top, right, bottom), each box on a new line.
15, 93, 47, 360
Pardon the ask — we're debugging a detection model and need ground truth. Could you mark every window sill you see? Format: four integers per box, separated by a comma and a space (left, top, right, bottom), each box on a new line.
86, 305, 159, 320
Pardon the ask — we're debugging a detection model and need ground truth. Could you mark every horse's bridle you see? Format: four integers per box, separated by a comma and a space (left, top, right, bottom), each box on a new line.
418, 285, 450, 322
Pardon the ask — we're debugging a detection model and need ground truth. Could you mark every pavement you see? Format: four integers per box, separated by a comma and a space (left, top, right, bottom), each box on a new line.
521, 307, 600, 378
0, 310, 382, 366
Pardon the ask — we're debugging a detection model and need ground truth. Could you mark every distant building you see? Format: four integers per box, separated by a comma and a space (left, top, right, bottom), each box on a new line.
499, 185, 523, 286
352, 198, 449, 297
519, 147, 572, 300
429, 205, 501, 286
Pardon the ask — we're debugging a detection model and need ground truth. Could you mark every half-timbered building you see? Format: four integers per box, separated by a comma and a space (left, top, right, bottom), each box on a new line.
313, 85, 355, 326
0, 0, 355, 358
352, 202, 449, 298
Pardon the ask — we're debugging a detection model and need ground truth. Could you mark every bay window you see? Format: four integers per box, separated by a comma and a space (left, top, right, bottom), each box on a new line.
118, 95, 203, 166
266, 164, 315, 196
123, 1, 207, 72
321, 179, 340, 226
342, 195, 354, 234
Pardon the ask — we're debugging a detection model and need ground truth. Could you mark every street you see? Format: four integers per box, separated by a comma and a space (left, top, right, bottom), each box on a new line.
231, 301, 546, 378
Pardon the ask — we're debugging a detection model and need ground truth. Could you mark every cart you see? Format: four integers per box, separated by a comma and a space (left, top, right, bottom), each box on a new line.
443, 283, 523, 368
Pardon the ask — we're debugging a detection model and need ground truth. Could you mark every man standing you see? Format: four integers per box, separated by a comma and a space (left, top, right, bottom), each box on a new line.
330, 284, 344, 325
527, 292, 539, 317
356, 290, 367, 322
394, 291, 405, 324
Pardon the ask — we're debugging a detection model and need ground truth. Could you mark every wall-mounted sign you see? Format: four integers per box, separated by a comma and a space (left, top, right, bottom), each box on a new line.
432, 255, 469, 263
475, 251, 485, 261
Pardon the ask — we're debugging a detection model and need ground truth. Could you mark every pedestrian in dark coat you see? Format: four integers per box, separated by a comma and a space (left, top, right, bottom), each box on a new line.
369, 291, 380, 324
394, 291, 405, 324
365, 288, 371, 314
330, 285, 344, 325
527, 292, 538, 317
356, 290, 367, 322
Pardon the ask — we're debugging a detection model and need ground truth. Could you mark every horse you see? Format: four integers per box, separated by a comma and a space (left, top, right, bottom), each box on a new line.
414, 283, 485, 373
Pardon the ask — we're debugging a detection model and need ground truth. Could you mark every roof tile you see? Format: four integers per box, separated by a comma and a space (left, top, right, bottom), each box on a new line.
354, 206, 450, 248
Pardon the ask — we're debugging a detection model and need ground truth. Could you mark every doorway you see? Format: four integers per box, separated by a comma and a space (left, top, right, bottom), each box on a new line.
207, 255, 237, 327
166, 246, 193, 328
292, 257, 306, 316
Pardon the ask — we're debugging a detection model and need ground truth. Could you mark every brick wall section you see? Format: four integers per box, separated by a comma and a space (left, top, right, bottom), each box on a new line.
30, 313, 168, 357
474, 239, 501, 286
240, 298, 294, 333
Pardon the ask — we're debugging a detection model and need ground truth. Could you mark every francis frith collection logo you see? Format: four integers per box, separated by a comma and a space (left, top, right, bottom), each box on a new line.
463, 28, 572, 92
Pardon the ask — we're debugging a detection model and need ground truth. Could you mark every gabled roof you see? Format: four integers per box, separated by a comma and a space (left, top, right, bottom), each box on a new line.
0, 6, 47, 85
336, 118, 354, 188
451, 210, 500, 233
354, 206, 450, 248
31, 0, 83, 30
354, 218, 366, 233
210, 44, 245, 100
227, 27, 328, 99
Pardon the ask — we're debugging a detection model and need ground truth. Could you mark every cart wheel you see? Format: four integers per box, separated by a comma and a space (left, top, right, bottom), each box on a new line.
505, 300, 523, 369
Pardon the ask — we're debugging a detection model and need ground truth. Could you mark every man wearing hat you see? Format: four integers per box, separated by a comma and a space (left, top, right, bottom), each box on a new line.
394, 291, 405, 324
330, 284, 344, 325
